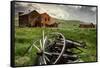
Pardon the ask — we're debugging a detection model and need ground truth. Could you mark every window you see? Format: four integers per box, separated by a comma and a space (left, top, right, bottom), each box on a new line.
48, 18, 50, 21
45, 18, 47, 21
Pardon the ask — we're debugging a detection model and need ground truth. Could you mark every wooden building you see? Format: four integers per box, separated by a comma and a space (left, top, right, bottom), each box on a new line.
19, 10, 58, 27
79, 23, 95, 28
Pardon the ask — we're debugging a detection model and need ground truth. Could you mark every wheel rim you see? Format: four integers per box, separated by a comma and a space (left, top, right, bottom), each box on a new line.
31, 31, 66, 65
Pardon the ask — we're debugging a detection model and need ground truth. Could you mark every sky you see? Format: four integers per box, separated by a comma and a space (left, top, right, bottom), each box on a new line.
15, 2, 97, 24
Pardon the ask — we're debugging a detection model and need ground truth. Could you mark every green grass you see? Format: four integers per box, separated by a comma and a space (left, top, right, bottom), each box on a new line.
15, 20, 97, 66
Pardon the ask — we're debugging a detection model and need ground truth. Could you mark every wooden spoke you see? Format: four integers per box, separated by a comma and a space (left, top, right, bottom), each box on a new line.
39, 56, 43, 65
44, 55, 50, 62
43, 36, 47, 50
33, 43, 41, 52
43, 30, 45, 50
44, 52, 52, 55
39, 39, 43, 49
43, 55, 47, 64
28, 45, 33, 52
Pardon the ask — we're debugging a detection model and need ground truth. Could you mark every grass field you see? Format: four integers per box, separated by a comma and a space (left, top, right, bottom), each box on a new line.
15, 20, 97, 66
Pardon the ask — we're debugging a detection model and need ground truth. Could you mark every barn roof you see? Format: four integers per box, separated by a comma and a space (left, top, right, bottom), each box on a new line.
19, 10, 39, 16
40, 13, 50, 16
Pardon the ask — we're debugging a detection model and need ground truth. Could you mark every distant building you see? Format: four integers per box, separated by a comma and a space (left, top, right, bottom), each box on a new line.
19, 10, 58, 27
79, 23, 95, 28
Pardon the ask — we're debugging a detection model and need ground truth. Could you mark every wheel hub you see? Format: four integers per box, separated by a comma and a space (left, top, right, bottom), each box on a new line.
37, 50, 43, 56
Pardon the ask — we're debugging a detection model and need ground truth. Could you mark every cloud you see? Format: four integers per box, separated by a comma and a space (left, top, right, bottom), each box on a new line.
15, 2, 97, 23
15, 2, 70, 19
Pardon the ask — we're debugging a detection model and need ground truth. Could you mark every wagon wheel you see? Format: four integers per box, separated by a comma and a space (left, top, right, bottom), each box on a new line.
31, 31, 66, 65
